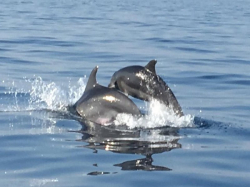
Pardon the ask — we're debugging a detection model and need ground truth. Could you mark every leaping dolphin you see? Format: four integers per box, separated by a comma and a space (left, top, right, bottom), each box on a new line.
108, 60, 184, 117
73, 66, 141, 125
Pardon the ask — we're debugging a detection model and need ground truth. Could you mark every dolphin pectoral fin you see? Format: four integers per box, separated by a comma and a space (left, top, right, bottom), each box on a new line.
145, 60, 157, 74
85, 66, 99, 92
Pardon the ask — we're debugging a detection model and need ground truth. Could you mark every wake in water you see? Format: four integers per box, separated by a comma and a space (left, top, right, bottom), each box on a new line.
0, 77, 194, 129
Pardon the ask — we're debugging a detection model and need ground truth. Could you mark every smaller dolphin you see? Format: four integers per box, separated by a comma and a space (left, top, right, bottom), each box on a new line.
73, 66, 141, 125
108, 60, 184, 117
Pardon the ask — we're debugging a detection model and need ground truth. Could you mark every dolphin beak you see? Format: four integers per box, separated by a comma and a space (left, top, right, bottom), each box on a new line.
108, 83, 115, 88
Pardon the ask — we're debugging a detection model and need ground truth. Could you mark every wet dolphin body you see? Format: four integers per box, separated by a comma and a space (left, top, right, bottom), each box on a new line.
73, 66, 141, 125
108, 60, 184, 117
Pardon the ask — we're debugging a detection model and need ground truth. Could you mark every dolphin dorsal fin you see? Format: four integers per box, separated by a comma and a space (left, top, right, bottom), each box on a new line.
145, 60, 157, 74
84, 66, 99, 92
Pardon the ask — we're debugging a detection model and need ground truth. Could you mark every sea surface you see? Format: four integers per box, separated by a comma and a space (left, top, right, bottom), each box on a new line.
0, 0, 250, 186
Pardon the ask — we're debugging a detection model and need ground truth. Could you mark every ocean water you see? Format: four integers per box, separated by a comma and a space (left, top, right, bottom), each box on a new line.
0, 0, 250, 186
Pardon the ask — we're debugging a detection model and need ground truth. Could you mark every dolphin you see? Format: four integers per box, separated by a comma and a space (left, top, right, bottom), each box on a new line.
72, 66, 141, 125
108, 60, 184, 117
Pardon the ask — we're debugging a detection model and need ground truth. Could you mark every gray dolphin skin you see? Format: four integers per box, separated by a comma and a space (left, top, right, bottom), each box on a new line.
108, 60, 184, 117
73, 66, 141, 125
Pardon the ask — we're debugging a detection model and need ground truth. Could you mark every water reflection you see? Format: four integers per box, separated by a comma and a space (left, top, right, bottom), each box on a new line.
114, 155, 171, 171
74, 119, 181, 174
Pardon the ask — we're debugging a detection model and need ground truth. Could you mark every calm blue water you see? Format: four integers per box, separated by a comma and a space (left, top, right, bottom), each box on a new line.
0, 0, 250, 186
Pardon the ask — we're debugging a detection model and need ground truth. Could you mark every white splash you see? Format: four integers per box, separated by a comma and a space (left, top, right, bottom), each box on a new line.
1, 77, 194, 129
135, 71, 147, 80
28, 77, 86, 111
114, 99, 194, 128
0, 77, 86, 112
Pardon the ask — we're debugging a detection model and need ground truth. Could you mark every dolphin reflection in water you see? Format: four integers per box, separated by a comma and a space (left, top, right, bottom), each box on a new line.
72, 119, 181, 175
